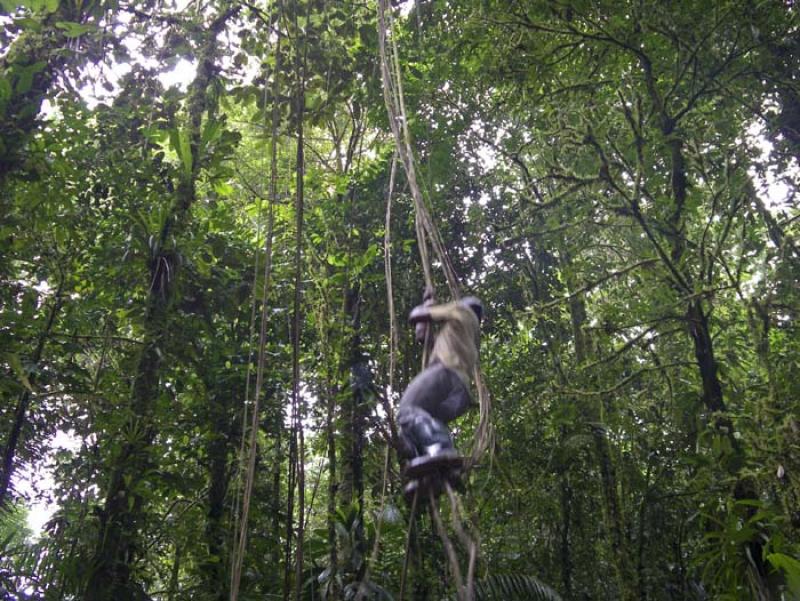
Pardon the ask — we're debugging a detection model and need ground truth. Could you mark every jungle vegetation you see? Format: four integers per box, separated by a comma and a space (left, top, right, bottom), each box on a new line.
0, 0, 799, 599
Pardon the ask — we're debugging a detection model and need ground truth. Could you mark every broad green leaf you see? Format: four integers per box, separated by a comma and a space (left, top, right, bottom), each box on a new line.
326, 253, 346, 267
767, 554, 800, 593
169, 127, 192, 176
180, 130, 192, 176
55, 21, 95, 38
213, 181, 233, 197
11, 0, 61, 12
0, 76, 11, 102
13, 61, 47, 95
14, 17, 42, 30
169, 127, 182, 163
6, 353, 33, 392
201, 117, 223, 148
142, 126, 167, 144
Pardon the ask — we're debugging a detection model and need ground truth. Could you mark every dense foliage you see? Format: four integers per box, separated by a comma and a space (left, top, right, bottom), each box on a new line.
1, 0, 798, 600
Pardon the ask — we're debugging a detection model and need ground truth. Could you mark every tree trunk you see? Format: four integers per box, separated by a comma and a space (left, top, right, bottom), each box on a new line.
84, 11, 235, 599
339, 284, 369, 580
558, 477, 573, 598
204, 390, 230, 601
685, 300, 725, 414
326, 380, 339, 601
339, 286, 367, 511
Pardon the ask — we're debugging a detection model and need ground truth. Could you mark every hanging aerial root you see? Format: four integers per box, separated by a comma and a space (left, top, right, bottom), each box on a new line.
445, 481, 478, 600
429, 491, 473, 601
376, 0, 494, 471
399, 488, 420, 601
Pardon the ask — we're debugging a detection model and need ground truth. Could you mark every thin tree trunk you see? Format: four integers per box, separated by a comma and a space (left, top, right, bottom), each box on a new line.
229, 4, 283, 596
334, 117, 370, 570
558, 476, 573, 599
339, 285, 368, 566
326, 380, 339, 601
290, 4, 307, 596
283, 436, 297, 601
271, 415, 284, 580
205, 389, 230, 601
266, 2, 286, 584
663, 122, 768, 597
685, 300, 725, 414
167, 544, 181, 601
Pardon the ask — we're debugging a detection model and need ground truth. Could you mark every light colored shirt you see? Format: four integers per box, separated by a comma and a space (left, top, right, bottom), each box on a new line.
427, 301, 480, 384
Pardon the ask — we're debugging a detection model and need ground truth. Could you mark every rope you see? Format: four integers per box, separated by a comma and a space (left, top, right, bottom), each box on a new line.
445, 482, 478, 600
384, 151, 399, 428
429, 492, 469, 601
376, 6, 494, 600
399, 489, 419, 601
290, 0, 309, 592
229, 5, 283, 599
378, 1, 456, 297
428, 483, 480, 601
376, 0, 492, 472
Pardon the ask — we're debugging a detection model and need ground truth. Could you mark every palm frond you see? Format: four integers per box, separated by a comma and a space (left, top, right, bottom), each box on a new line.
470, 574, 563, 601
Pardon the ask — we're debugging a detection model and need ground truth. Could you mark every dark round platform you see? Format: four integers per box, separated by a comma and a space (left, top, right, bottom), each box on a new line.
403, 453, 465, 502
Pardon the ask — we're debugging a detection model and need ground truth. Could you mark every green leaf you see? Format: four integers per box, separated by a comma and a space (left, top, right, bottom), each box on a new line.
12, 0, 60, 12
55, 21, 95, 38
169, 127, 192, 176
179, 130, 192, 176
201, 118, 222, 147
469, 574, 562, 601
766, 553, 800, 593
326, 253, 346, 267
169, 128, 182, 162
213, 181, 233, 197
14, 17, 42, 31
13, 61, 47, 94
6, 353, 33, 392
14, 0, 45, 9
142, 126, 167, 144
0, 75, 11, 103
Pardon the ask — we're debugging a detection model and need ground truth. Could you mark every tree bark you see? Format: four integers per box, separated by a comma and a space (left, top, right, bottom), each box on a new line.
204, 389, 231, 601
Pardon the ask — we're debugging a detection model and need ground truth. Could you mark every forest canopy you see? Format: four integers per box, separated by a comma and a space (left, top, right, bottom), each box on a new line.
1, 0, 799, 600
